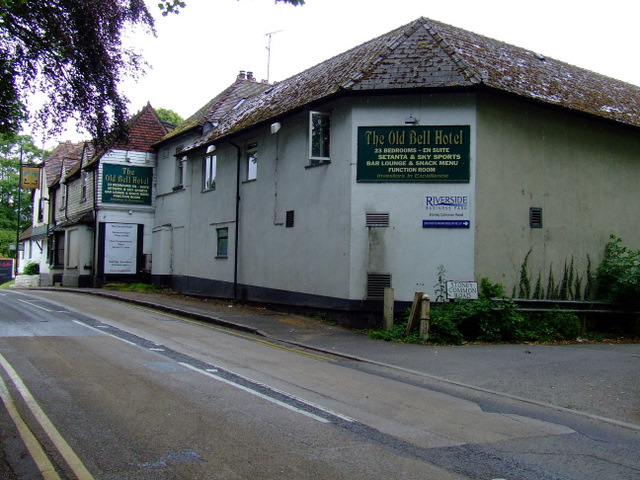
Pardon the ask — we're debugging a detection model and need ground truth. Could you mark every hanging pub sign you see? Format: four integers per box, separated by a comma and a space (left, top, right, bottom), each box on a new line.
357, 126, 470, 182
21, 167, 40, 189
102, 164, 152, 205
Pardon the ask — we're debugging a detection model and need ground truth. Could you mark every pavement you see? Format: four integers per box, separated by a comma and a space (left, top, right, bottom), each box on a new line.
33, 287, 640, 430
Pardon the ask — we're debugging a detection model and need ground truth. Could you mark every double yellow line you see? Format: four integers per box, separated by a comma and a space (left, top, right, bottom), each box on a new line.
0, 353, 94, 480
132, 304, 334, 362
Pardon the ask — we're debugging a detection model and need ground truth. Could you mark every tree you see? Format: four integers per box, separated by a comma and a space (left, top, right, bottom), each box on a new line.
1, 1, 304, 148
158, 0, 305, 16
156, 108, 184, 127
0, 133, 44, 257
0, 0, 156, 147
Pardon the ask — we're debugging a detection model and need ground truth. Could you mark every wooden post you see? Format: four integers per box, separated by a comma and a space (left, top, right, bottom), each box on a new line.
383, 287, 394, 331
406, 291, 423, 334
419, 294, 430, 341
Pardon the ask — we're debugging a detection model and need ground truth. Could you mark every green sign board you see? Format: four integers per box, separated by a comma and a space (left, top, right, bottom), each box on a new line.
102, 164, 152, 205
357, 126, 470, 182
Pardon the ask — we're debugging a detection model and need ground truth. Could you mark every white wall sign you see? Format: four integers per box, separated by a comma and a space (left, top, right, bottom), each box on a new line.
446, 280, 479, 300
104, 223, 137, 274
423, 194, 470, 228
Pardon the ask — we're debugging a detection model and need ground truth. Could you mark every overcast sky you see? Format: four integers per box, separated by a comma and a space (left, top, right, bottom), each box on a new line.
41, 0, 640, 145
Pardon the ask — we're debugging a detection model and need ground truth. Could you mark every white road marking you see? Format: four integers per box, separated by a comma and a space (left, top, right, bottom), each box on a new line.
0, 353, 94, 480
180, 362, 348, 424
18, 298, 66, 312
0, 370, 61, 480
72, 320, 138, 346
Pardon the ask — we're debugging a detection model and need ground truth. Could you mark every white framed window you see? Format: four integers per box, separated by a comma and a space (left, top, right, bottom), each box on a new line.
174, 145, 184, 189
246, 142, 258, 181
309, 111, 331, 162
203, 155, 216, 191
59, 184, 67, 210
81, 171, 88, 201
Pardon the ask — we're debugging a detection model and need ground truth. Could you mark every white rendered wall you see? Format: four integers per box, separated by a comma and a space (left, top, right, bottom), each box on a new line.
349, 93, 477, 301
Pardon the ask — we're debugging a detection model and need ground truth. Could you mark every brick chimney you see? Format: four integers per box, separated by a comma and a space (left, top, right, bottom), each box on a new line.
237, 70, 246, 80
247, 71, 255, 81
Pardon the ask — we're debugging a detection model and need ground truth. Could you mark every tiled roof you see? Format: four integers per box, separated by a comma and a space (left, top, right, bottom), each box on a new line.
65, 142, 94, 180
159, 75, 271, 145
184, 17, 640, 153
87, 103, 169, 167
429, 19, 640, 128
44, 141, 84, 187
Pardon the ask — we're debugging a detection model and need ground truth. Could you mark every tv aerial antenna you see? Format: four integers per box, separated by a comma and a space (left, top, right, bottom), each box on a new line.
265, 30, 283, 83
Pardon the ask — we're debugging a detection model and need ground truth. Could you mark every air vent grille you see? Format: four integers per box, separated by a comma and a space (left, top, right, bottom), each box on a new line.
286, 210, 294, 228
529, 207, 542, 228
367, 273, 392, 299
366, 213, 390, 227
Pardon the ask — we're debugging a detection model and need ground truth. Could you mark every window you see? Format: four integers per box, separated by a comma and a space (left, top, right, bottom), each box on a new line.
309, 111, 331, 162
246, 142, 258, 181
51, 231, 65, 267
38, 198, 44, 222
59, 184, 67, 210
174, 145, 184, 189
203, 155, 216, 191
217, 228, 229, 257
81, 172, 88, 202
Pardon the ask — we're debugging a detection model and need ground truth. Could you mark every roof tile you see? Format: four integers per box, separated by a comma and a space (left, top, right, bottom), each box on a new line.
183, 17, 640, 153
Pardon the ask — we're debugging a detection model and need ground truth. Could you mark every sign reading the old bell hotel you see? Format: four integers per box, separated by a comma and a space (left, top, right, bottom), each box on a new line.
357, 126, 470, 182
102, 164, 152, 205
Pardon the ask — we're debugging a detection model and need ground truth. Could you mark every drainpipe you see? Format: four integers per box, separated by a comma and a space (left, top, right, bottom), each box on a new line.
92, 149, 99, 287
230, 142, 242, 301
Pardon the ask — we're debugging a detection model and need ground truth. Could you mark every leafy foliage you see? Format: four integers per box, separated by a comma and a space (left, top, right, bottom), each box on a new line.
22, 261, 39, 275
158, 0, 305, 16
368, 278, 584, 345
156, 108, 184, 127
0, 0, 155, 145
597, 235, 640, 305
0, 133, 43, 257
368, 319, 424, 344
519, 309, 582, 342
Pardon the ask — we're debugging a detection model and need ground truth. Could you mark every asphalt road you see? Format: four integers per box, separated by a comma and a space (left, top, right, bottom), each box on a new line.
1, 289, 639, 479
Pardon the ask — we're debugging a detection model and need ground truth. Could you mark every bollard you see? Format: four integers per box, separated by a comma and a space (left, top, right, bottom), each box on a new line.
383, 287, 394, 331
419, 294, 430, 341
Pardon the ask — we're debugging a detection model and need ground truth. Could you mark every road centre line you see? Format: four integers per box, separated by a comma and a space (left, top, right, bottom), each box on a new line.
70, 314, 354, 424
18, 298, 67, 313
73, 320, 139, 346
0, 369, 61, 480
179, 362, 334, 424
0, 352, 95, 480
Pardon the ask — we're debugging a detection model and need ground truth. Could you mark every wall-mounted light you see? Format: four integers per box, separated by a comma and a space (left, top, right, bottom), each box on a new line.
405, 115, 418, 125
270, 122, 281, 134
206, 144, 217, 154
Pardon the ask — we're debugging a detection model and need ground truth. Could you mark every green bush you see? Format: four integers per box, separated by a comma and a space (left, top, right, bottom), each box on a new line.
367, 320, 424, 344
23, 262, 39, 275
429, 279, 524, 343
520, 309, 582, 342
597, 235, 640, 305
368, 278, 584, 345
